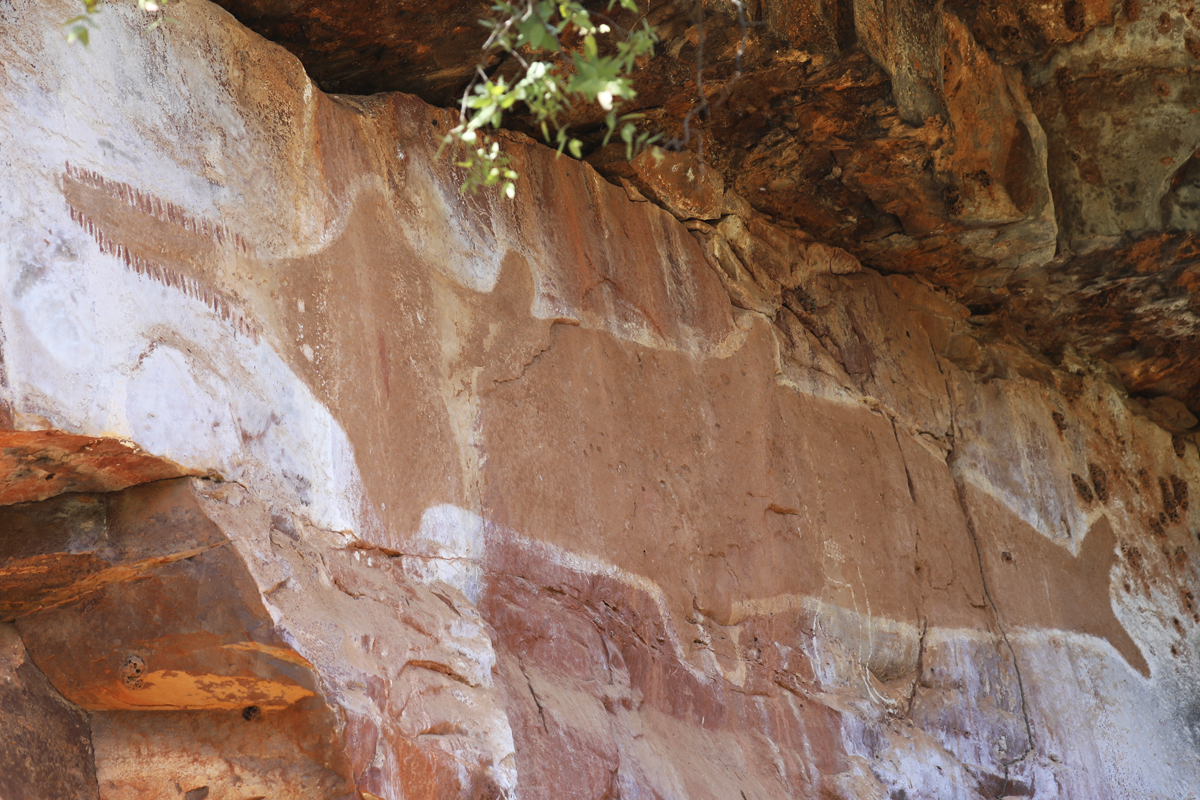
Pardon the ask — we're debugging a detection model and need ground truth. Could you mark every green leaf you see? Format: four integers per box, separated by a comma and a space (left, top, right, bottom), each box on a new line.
517, 15, 559, 51
449, 0, 656, 194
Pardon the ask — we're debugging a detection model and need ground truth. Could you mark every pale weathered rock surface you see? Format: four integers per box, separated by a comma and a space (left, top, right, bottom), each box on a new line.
0, 1, 1199, 799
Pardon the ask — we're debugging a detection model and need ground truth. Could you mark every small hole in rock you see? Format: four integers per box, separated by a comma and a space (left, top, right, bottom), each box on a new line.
242, 705, 260, 722
1071, 473, 1094, 503
120, 654, 146, 690
1065, 0, 1088, 31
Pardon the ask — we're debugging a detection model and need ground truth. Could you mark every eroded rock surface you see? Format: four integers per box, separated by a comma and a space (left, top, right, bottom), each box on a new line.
204, 0, 1200, 414
0, 624, 99, 799
0, 1, 1199, 798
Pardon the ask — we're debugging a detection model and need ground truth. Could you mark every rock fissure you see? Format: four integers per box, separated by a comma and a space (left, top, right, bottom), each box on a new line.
951, 472, 1038, 776
1, 3, 1198, 798
520, 659, 550, 735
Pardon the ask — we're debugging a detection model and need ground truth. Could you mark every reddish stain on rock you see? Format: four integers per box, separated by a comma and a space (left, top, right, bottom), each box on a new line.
0, 430, 192, 507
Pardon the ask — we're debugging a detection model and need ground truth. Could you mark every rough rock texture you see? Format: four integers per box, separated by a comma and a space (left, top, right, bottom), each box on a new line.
0, 624, 99, 799
1, 1, 1199, 798
206, 0, 1200, 417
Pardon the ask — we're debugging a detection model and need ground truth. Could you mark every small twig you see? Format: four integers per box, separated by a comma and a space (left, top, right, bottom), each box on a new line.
663, 0, 749, 152
588, 10, 633, 37
668, 0, 706, 150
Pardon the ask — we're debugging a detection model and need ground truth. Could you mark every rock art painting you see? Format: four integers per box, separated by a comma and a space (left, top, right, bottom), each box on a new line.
63, 162, 261, 341
0, 1, 1198, 799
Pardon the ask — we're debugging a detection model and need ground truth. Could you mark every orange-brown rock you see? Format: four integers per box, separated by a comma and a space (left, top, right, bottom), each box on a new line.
0, 430, 192, 506
203, 0, 1200, 414
0, 624, 99, 800
0, 1, 1199, 798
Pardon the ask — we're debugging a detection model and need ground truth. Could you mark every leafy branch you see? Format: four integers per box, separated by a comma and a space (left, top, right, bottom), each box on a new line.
443, 0, 661, 197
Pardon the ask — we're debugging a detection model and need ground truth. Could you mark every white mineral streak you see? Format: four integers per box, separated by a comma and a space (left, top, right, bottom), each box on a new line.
0, 2, 365, 535
0, 233, 365, 534
0, 1, 1197, 799
402, 501, 1200, 800
404, 504, 487, 604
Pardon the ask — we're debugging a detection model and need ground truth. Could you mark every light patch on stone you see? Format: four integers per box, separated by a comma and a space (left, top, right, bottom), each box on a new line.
732, 592, 923, 684
0, 236, 367, 535
963, 626, 1200, 799
0, 2, 377, 536
403, 146, 505, 294
949, 377, 1093, 551
403, 504, 486, 604
221, 641, 317, 669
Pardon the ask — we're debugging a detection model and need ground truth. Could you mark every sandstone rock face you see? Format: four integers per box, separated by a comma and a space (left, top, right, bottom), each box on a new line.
1, 1, 1199, 799
0, 624, 99, 799
205, 0, 1200, 415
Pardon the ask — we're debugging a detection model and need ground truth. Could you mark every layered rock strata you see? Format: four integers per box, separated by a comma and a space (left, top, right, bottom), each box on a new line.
0, 1, 1198, 798
209, 0, 1200, 417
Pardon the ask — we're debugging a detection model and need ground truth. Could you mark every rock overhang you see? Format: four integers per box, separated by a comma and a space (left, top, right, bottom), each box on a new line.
205, 0, 1200, 416
1, 1, 1199, 798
